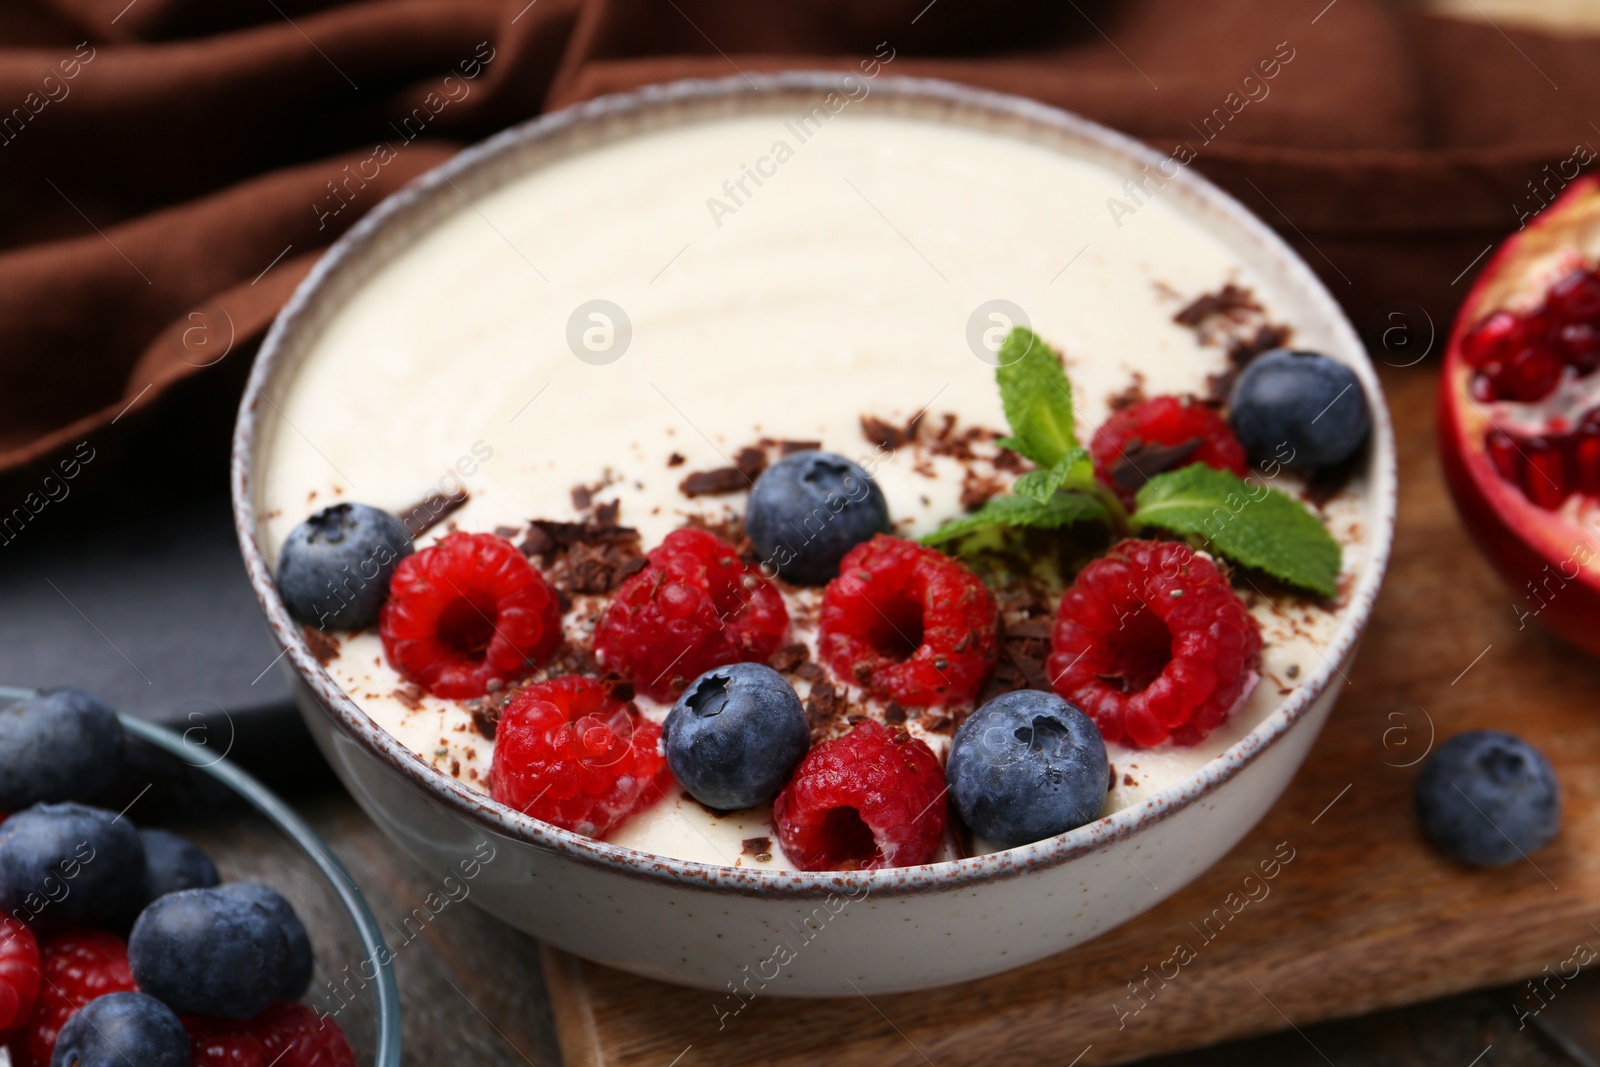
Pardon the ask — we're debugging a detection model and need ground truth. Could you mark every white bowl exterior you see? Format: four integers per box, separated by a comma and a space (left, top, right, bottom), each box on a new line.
293, 665, 1339, 995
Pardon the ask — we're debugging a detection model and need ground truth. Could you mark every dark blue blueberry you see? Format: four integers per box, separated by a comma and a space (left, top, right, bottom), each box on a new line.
946, 690, 1108, 848
745, 451, 891, 585
220, 882, 313, 999
139, 829, 220, 904
129, 886, 289, 1019
0, 803, 145, 927
1416, 730, 1560, 867
664, 663, 810, 810
275, 503, 412, 630
0, 688, 123, 810
50, 992, 190, 1067
1228, 348, 1371, 469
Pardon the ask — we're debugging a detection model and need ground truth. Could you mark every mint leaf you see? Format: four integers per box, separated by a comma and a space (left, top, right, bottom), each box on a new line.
995, 328, 1077, 468
1012, 446, 1093, 504
922, 491, 1110, 547
1131, 465, 1341, 597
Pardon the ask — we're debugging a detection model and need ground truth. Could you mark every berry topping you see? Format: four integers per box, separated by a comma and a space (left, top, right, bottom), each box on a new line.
1091, 395, 1247, 503
1415, 730, 1561, 867
772, 720, 946, 871
379, 531, 563, 699
1046, 539, 1261, 748
593, 528, 789, 702
138, 829, 220, 906
14, 930, 137, 1067
186, 1002, 355, 1067
276, 503, 413, 630
1228, 348, 1371, 469
129, 887, 291, 1020
0, 918, 40, 1038
946, 690, 1109, 848
744, 450, 892, 585
52, 992, 190, 1067
664, 664, 810, 811
217, 883, 313, 1000
817, 535, 999, 707
0, 689, 124, 811
0, 803, 146, 928
489, 676, 670, 837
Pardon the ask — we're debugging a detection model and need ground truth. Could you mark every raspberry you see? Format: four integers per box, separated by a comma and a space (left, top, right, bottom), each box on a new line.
1046, 539, 1261, 748
593, 528, 789, 702
186, 1003, 354, 1067
816, 535, 999, 707
0, 918, 40, 1039
380, 531, 562, 699
773, 720, 946, 871
14, 929, 136, 1067
1091, 395, 1248, 505
490, 676, 670, 837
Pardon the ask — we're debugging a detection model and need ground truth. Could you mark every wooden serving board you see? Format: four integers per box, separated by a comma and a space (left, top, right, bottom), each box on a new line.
541, 362, 1600, 1066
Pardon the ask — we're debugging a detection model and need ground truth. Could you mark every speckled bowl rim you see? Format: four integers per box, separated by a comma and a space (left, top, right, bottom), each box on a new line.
232, 72, 1398, 901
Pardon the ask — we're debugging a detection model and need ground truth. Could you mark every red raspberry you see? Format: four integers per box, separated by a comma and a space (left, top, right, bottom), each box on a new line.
773, 720, 946, 871
380, 531, 563, 699
186, 1002, 354, 1067
490, 676, 671, 837
1091, 395, 1248, 505
593, 528, 788, 702
14, 929, 136, 1067
0, 918, 40, 1039
1046, 539, 1261, 748
817, 535, 999, 707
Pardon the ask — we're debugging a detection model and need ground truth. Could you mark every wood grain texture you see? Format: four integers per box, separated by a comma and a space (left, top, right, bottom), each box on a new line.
540, 361, 1600, 1067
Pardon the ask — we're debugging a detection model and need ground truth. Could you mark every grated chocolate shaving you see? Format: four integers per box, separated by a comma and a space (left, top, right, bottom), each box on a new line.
302, 626, 339, 666
679, 467, 750, 497
769, 643, 810, 673
400, 489, 469, 537
1107, 437, 1204, 491
860, 412, 923, 450
1173, 283, 1260, 327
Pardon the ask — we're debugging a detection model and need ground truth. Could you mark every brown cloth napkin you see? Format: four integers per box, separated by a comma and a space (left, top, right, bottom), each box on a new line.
2, 0, 1596, 486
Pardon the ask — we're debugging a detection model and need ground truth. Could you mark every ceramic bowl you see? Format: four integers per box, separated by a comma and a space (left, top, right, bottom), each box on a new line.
231, 73, 1397, 996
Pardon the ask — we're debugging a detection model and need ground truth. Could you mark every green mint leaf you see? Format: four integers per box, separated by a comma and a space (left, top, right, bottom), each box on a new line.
1012, 447, 1093, 504
995, 328, 1077, 468
1131, 464, 1341, 597
922, 490, 1110, 548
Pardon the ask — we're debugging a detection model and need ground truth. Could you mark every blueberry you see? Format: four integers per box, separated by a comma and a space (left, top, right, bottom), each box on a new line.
0, 803, 145, 927
946, 690, 1108, 848
1416, 730, 1560, 867
51, 992, 190, 1067
139, 830, 219, 904
219, 882, 313, 999
664, 664, 810, 810
275, 502, 412, 630
129, 886, 289, 1019
745, 451, 891, 585
0, 689, 123, 810
1228, 348, 1371, 469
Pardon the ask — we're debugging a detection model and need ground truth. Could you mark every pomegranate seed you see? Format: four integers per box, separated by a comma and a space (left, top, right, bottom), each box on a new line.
1485, 429, 1522, 482
1498, 346, 1564, 401
1550, 269, 1600, 321
1559, 322, 1600, 373
1462, 311, 1520, 367
1521, 437, 1572, 509
1573, 431, 1600, 496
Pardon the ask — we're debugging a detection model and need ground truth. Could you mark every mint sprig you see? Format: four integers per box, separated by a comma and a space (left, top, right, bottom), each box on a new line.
1012, 446, 1092, 504
1132, 465, 1341, 597
994, 328, 1078, 468
922, 491, 1111, 546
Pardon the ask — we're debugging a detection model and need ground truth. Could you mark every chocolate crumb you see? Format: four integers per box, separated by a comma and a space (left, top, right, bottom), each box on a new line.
392, 684, 424, 711
667, 452, 686, 467
679, 467, 749, 497
960, 470, 1005, 511
861, 412, 923, 450
1124, 773, 1138, 787
794, 660, 826, 683
1286, 664, 1300, 679
741, 837, 772, 857
399, 489, 469, 537
769, 643, 810, 673
1107, 372, 1148, 412
450, 758, 461, 777
776, 439, 821, 455
1107, 436, 1204, 492
594, 499, 621, 525
734, 446, 768, 480
884, 702, 907, 725
1174, 283, 1260, 327
302, 626, 339, 666
570, 485, 592, 511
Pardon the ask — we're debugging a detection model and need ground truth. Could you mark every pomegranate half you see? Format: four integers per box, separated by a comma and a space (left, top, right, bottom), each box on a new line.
1439, 175, 1600, 653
